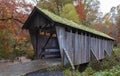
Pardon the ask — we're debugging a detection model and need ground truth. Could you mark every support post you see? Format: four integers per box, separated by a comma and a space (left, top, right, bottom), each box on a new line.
104, 50, 110, 57
35, 29, 40, 59
39, 33, 54, 58
63, 48, 75, 70
90, 48, 99, 62
42, 33, 54, 49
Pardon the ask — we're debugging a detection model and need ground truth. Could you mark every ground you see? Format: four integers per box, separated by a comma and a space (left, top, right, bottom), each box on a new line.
0, 56, 31, 67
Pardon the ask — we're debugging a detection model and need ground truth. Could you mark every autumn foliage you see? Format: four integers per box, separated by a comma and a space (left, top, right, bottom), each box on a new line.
0, 0, 34, 59
75, 0, 86, 20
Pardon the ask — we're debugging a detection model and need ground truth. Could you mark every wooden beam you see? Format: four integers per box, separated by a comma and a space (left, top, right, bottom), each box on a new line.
39, 33, 54, 58
90, 48, 99, 61
63, 49, 75, 70
104, 50, 110, 57
35, 29, 39, 59
42, 33, 54, 49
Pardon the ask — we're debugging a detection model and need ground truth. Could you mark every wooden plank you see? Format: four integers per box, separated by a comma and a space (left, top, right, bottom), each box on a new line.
86, 34, 89, 62
63, 49, 75, 70
64, 31, 70, 65
88, 34, 91, 61
90, 36, 100, 61
102, 39, 104, 58
90, 48, 99, 61
56, 26, 65, 64
102, 39, 105, 58
37, 30, 42, 58
99, 38, 102, 59
42, 33, 54, 49
79, 32, 82, 64
81, 32, 84, 64
98, 38, 100, 59
96, 37, 99, 59
84, 33, 87, 63
70, 30, 73, 64
74, 31, 79, 65
93, 37, 97, 58
72, 32, 75, 64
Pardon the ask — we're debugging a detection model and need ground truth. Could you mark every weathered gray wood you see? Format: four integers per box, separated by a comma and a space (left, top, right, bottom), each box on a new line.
104, 49, 109, 57
66, 32, 71, 64
101, 38, 104, 59
69, 30, 73, 64
74, 31, 79, 65
84, 33, 87, 63
90, 48, 99, 61
96, 37, 99, 59
99, 38, 103, 59
79, 32, 82, 64
88, 35, 91, 61
63, 49, 75, 70
81, 33, 84, 64
72, 32, 75, 64
86, 34, 90, 62
56, 26, 65, 64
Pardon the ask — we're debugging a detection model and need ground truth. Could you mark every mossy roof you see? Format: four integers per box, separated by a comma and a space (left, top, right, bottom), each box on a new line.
35, 7, 114, 40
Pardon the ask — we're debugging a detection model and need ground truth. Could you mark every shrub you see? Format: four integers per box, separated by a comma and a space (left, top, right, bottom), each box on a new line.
25, 50, 34, 59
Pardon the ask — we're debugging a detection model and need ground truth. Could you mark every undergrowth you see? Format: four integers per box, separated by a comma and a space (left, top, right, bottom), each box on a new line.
64, 46, 120, 76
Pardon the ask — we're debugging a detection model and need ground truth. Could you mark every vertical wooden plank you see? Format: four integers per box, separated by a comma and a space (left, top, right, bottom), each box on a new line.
79, 32, 84, 63
99, 38, 102, 59
102, 38, 104, 58
96, 37, 98, 58
81, 32, 87, 64
66, 32, 70, 63
90, 36, 93, 60
99, 38, 101, 59
74, 31, 79, 65
37, 30, 42, 58
84, 33, 86, 63
88, 34, 91, 62
98, 38, 100, 59
79, 32, 82, 64
72, 32, 75, 64
56, 26, 65, 64
93, 37, 97, 58
86, 34, 89, 62
103, 38, 105, 58
69, 30, 73, 64
84, 33, 87, 63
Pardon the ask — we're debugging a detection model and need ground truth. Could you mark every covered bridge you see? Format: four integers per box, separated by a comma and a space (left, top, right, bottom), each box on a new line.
22, 7, 114, 65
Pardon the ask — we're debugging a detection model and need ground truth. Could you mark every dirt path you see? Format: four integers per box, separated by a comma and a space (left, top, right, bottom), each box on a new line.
0, 58, 61, 76
0, 57, 31, 67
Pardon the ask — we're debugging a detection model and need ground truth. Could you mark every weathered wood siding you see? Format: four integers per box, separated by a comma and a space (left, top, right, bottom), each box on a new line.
56, 25, 113, 65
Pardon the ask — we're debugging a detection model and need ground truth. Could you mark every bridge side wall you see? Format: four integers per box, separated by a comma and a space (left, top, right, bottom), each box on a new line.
56, 25, 113, 65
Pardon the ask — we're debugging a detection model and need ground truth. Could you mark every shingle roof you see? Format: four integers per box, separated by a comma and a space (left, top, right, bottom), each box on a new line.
36, 7, 114, 40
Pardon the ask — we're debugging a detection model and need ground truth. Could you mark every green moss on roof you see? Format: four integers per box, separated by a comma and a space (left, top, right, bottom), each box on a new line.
36, 7, 114, 40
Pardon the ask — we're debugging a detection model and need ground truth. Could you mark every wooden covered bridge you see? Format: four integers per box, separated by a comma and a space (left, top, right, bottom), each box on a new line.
22, 7, 114, 66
